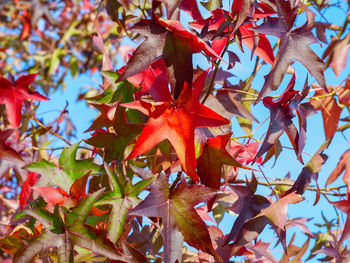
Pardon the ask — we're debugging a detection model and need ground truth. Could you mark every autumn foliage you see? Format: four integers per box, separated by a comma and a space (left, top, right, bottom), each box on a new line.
0, 0, 350, 262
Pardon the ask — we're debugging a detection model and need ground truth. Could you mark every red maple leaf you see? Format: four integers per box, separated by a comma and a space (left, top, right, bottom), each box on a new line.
118, 14, 222, 98
32, 171, 106, 215
122, 59, 171, 101
310, 85, 342, 140
33, 186, 70, 208
0, 129, 25, 163
122, 71, 229, 182
0, 73, 49, 128
253, 74, 310, 164
230, 140, 262, 165
19, 172, 40, 210
197, 132, 253, 190
326, 150, 350, 196
190, 9, 275, 65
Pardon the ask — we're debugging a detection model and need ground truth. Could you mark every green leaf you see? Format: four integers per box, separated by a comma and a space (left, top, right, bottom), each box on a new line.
88, 71, 135, 104
105, 198, 133, 243
52, 204, 65, 234
70, 57, 79, 78
106, 0, 122, 21
68, 188, 105, 228
200, 0, 223, 11
125, 176, 155, 197
94, 164, 153, 243
18, 189, 131, 262
84, 132, 133, 163
14, 231, 65, 262
25, 142, 104, 192
25, 208, 55, 229
48, 49, 65, 75
69, 227, 128, 262
104, 162, 123, 196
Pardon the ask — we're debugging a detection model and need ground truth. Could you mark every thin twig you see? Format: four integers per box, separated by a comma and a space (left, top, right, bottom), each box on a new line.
25, 146, 92, 152
27, 115, 72, 146
281, 145, 313, 158
234, 140, 278, 198
219, 88, 259, 97
259, 181, 346, 197
201, 38, 230, 105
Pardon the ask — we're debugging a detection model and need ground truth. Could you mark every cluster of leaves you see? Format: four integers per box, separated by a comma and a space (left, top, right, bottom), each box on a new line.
0, 0, 350, 262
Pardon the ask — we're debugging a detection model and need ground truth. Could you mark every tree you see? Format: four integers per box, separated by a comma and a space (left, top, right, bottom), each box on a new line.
0, 0, 349, 262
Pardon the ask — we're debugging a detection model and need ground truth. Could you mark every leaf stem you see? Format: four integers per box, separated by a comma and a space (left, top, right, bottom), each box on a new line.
308, 89, 336, 100
201, 61, 220, 105
232, 135, 261, 143
233, 138, 278, 199
201, 40, 230, 105
220, 88, 258, 97
170, 172, 182, 193
281, 145, 313, 158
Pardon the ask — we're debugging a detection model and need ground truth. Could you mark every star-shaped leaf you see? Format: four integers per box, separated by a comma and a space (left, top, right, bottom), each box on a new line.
253, 0, 327, 102
25, 142, 104, 193
234, 192, 303, 247
283, 139, 329, 198
0, 73, 48, 127
14, 189, 134, 263
19, 172, 40, 210
122, 71, 229, 182
129, 174, 220, 263
225, 176, 270, 245
189, 9, 275, 64
95, 163, 155, 243
118, 15, 221, 98
253, 75, 309, 164
197, 132, 254, 190
85, 105, 144, 163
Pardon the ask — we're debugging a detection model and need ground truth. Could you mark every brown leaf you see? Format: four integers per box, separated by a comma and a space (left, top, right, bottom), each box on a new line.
0, 129, 24, 163
325, 33, 350, 76
310, 86, 342, 140
336, 78, 350, 106
326, 150, 350, 194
